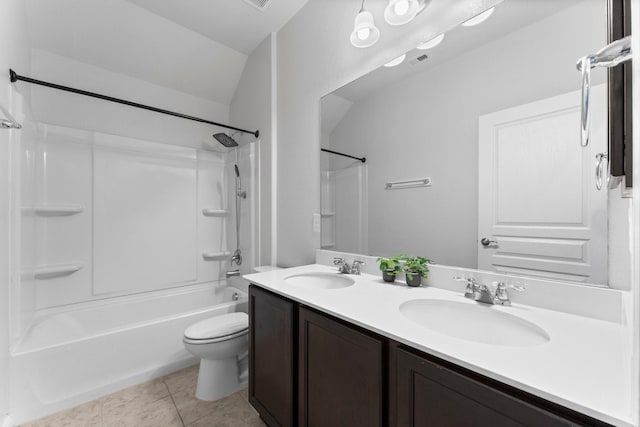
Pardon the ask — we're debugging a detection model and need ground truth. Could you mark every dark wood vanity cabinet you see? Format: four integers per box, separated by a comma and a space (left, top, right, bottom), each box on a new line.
249, 285, 611, 427
249, 285, 296, 427
298, 307, 384, 427
395, 347, 580, 427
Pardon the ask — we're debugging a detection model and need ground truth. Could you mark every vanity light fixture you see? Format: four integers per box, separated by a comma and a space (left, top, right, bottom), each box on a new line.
383, 0, 432, 26
384, 54, 406, 67
417, 33, 444, 50
461, 7, 495, 27
350, 0, 380, 48
384, 0, 419, 26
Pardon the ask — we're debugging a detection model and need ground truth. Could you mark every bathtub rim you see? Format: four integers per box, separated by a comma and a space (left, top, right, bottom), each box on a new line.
12, 281, 247, 356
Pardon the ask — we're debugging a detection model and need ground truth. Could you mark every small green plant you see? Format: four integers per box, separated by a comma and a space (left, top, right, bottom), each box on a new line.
402, 256, 432, 281
376, 254, 408, 274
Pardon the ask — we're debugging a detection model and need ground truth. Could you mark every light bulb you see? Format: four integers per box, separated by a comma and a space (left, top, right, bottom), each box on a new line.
394, 0, 409, 16
384, 0, 419, 26
350, 9, 380, 48
357, 28, 371, 40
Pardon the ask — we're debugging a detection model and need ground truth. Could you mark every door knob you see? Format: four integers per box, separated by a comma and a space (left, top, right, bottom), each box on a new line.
480, 238, 498, 247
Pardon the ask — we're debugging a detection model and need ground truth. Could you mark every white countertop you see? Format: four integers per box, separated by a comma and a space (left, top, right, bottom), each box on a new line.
244, 264, 632, 427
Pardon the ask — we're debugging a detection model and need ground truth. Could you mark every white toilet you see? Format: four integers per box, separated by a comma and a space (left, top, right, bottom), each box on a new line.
183, 312, 249, 401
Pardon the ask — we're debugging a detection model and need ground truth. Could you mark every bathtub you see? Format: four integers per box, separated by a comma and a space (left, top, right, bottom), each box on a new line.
9, 281, 247, 425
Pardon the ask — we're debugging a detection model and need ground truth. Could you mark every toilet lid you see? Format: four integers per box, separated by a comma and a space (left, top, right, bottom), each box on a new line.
184, 312, 248, 340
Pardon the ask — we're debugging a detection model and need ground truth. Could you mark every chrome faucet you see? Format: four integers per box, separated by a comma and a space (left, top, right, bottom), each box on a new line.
231, 248, 242, 266
350, 260, 364, 275
225, 269, 241, 278
333, 258, 364, 275
453, 276, 525, 306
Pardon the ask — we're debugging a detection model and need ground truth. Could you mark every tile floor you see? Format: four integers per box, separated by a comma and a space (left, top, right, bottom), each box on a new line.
21, 364, 265, 427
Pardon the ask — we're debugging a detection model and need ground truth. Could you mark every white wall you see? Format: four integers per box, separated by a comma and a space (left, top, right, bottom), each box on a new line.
230, 34, 274, 268
29, 49, 230, 150
0, 0, 31, 422
328, 3, 614, 271
275, 0, 502, 267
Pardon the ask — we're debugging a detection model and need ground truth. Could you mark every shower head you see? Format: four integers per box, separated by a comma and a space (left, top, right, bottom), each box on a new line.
234, 164, 240, 177
213, 133, 239, 148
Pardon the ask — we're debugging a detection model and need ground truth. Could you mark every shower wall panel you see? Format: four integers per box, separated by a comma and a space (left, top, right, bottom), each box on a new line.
18, 124, 232, 314
93, 135, 198, 295
33, 127, 92, 309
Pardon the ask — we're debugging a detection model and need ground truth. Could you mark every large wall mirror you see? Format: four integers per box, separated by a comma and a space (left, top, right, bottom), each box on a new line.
320, 0, 631, 288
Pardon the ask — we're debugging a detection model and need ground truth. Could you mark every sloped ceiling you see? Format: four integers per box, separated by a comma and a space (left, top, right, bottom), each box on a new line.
24, 0, 308, 105
127, 0, 309, 55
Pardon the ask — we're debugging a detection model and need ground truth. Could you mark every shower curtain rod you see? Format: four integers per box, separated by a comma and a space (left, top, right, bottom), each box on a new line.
9, 69, 260, 138
321, 148, 366, 163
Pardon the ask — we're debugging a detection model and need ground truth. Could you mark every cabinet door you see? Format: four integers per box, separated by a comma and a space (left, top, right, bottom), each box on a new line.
249, 285, 296, 427
299, 307, 384, 427
396, 348, 580, 427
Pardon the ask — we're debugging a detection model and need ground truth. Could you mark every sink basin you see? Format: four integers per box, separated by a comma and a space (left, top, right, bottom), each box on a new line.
399, 299, 549, 347
284, 273, 355, 290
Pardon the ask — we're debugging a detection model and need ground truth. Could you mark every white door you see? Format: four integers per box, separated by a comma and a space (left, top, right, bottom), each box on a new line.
478, 85, 607, 285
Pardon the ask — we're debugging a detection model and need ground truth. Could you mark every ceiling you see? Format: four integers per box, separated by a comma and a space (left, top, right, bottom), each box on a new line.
334, 0, 585, 103
127, 0, 309, 55
24, 0, 309, 106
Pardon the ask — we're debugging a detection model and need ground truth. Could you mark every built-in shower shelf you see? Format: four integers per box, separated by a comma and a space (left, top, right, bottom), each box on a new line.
202, 251, 231, 261
25, 205, 84, 217
202, 208, 229, 217
34, 263, 83, 280
321, 212, 336, 217
321, 242, 336, 249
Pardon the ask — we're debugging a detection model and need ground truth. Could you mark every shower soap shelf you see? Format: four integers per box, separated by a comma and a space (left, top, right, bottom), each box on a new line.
25, 205, 84, 217
34, 263, 83, 280
202, 209, 229, 217
202, 251, 231, 261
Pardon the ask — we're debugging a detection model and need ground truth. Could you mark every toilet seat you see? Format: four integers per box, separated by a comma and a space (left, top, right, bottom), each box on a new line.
183, 329, 247, 345
184, 312, 248, 342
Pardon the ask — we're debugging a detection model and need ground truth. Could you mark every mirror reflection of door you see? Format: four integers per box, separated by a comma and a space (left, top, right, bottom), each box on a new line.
478, 86, 607, 284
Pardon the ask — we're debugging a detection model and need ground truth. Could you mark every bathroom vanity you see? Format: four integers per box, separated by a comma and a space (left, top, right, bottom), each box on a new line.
245, 264, 629, 427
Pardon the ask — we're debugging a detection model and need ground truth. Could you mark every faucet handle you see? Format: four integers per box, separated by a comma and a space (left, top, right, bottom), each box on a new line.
509, 283, 526, 292
453, 276, 476, 298
498, 282, 525, 292
333, 257, 345, 265
494, 282, 525, 305
351, 260, 364, 274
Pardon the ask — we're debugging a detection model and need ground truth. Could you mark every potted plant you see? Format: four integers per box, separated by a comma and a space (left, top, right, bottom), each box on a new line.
376, 254, 407, 282
402, 256, 431, 287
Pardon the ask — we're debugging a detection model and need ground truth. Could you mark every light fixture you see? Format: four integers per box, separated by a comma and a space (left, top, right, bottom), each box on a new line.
384, 54, 406, 67
461, 7, 495, 27
350, 0, 380, 48
416, 33, 444, 50
384, 0, 419, 26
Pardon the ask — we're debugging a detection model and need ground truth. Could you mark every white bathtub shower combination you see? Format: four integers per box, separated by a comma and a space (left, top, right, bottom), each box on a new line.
11, 283, 247, 423
9, 123, 259, 424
